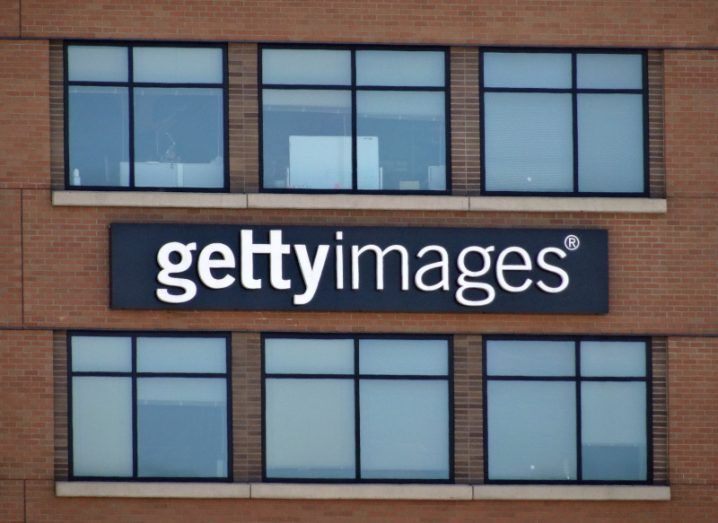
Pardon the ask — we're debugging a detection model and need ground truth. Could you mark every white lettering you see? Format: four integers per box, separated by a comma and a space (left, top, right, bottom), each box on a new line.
496, 246, 533, 293
537, 247, 570, 293
156, 242, 197, 303
351, 244, 409, 291
294, 244, 330, 305
415, 245, 450, 291
456, 246, 495, 306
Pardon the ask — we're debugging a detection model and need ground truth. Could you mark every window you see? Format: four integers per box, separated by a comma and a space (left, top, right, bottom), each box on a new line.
69, 333, 231, 480
66, 43, 227, 190
481, 50, 647, 195
261, 47, 448, 193
263, 336, 451, 481
484, 337, 650, 483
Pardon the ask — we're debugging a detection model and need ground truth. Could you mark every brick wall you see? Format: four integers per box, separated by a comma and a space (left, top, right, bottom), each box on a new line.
0, 1, 716, 521
14, 1, 718, 46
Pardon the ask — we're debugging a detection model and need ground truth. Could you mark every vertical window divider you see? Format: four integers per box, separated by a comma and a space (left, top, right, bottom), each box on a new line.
353, 337, 361, 480
127, 45, 136, 189
571, 52, 579, 194
130, 335, 138, 478
350, 50, 358, 191
574, 339, 582, 481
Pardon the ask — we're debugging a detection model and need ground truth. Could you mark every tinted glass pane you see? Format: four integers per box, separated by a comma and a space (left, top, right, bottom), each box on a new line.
72, 377, 132, 477
262, 49, 351, 85
265, 338, 354, 374
484, 92, 573, 192
71, 335, 131, 372
356, 91, 446, 190
360, 380, 449, 479
581, 341, 646, 377
137, 378, 228, 478
483, 52, 572, 88
133, 47, 222, 83
68, 86, 130, 187
265, 379, 355, 479
582, 382, 647, 481
68, 45, 128, 82
488, 381, 577, 480
578, 93, 644, 193
356, 51, 444, 87
137, 337, 226, 373
133, 88, 224, 188
359, 339, 447, 375
486, 340, 575, 376
262, 89, 352, 189
577, 53, 643, 89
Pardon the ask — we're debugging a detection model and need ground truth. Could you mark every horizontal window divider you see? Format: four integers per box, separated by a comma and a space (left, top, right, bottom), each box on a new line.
264, 373, 356, 379
355, 85, 446, 91
52, 191, 668, 213
131, 82, 224, 89
68, 82, 224, 89
487, 375, 647, 381
261, 84, 351, 90
68, 81, 130, 87
266, 373, 448, 380
71, 371, 132, 377
483, 87, 574, 93
483, 87, 643, 94
134, 372, 228, 378
55, 482, 671, 501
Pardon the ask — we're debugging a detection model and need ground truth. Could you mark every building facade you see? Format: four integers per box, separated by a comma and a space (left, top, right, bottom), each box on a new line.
0, 1, 716, 521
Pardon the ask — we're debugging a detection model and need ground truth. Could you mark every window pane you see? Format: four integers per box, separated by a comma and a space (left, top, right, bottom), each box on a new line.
137, 337, 226, 374
137, 378, 228, 478
356, 51, 444, 87
72, 377, 132, 477
581, 382, 647, 481
356, 91, 446, 190
265, 338, 354, 374
71, 335, 131, 372
262, 49, 351, 85
133, 47, 222, 83
577, 53, 643, 89
265, 379, 355, 478
359, 339, 447, 375
483, 52, 572, 88
68, 45, 128, 82
133, 88, 224, 188
484, 92, 573, 192
488, 381, 577, 480
262, 90, 352, 189
486, 340, 575, 376
577, 93, 644, 193
360, 380, 449, 479
581, 341, 646, 377
68, 86, 130, 187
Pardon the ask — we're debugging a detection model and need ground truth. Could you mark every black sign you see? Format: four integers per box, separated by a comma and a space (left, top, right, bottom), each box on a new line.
110, 224, 608, 313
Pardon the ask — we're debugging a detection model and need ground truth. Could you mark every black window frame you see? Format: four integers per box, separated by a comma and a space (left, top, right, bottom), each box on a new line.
479, 47, 649, 197
67, 330, 233, 482
482, 335, 653, 485
63, 40, 230, 192
259, 43, 452, 195
261, 333, 454, 483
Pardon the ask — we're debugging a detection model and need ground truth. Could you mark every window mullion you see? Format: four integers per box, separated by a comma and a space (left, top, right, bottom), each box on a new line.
350, 50, 358, 191
131, 335, 138, 478
354, 337, 361, 480
575, 338, 582, 481
571, 52, 579, 194
127, 45, 136, 189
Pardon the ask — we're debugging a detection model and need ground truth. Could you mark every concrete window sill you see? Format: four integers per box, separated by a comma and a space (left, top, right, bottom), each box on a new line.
55, 482, 670, 501
52, 191, 667, 214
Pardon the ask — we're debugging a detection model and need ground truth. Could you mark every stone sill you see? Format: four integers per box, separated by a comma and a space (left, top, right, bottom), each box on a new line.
53, 191, 667, 214
55, 482, 670, 501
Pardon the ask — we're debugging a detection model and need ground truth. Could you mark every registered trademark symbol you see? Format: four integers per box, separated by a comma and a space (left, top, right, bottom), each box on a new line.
564, 235, 580, 251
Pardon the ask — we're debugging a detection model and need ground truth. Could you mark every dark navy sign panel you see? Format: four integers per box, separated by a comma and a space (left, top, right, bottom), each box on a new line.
110, 224, 608, 313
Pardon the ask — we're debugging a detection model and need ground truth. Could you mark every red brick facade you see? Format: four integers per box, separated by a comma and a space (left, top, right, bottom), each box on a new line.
0, 1, 716, 521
